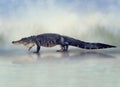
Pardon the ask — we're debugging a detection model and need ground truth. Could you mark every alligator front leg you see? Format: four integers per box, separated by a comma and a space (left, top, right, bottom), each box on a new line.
33, 44, 41, 53
28, 47, 32, 51
34, 39, 41, 53
36, 45, 41, 53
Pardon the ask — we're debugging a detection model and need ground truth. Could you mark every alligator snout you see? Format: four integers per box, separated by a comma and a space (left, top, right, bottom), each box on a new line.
12, 41, 21, 45
12, 41, 18, 44
12, 41, 15, 44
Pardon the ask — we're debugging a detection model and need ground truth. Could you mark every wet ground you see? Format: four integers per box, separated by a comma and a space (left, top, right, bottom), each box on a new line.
0, 47, 120, 87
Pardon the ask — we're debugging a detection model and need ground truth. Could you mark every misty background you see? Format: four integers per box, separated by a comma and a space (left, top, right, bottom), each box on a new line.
0, 0, 120, 47
0, 1, 120, 87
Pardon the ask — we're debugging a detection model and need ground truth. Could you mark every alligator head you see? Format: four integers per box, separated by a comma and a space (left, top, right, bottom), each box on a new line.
12, 37, 36, 51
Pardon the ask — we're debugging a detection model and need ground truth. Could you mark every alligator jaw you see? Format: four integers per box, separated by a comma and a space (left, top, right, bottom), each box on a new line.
12, 40, 22, 45
12, 40, 35, 50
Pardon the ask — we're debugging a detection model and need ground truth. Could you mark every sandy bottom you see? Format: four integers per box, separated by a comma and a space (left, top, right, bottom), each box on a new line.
0, 47, 120, 87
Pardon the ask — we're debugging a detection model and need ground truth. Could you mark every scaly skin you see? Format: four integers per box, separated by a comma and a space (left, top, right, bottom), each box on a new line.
12, 33, 116, 53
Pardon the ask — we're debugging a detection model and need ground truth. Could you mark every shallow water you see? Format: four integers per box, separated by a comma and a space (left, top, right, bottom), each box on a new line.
0, 48, 120, 87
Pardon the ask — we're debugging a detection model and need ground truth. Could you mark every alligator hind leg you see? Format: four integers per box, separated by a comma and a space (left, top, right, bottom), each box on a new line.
57, 44, 69, 52
57, 37, 69, 52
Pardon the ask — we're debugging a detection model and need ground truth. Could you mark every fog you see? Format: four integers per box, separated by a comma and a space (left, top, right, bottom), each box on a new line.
0, 0, 120, 46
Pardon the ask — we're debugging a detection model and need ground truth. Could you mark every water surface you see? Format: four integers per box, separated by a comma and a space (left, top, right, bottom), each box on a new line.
0, 48, 120, 87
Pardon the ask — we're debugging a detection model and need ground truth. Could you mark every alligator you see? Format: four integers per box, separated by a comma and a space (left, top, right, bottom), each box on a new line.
12, 33, 116, 53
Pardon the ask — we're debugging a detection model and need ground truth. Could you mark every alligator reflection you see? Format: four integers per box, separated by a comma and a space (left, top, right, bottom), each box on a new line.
29, 50, 115, 59
0, 48, 116, 64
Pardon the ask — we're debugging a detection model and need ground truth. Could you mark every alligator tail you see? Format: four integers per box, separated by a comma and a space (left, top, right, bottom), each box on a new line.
62, 36, 116, 49
69, 40, 116, 49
